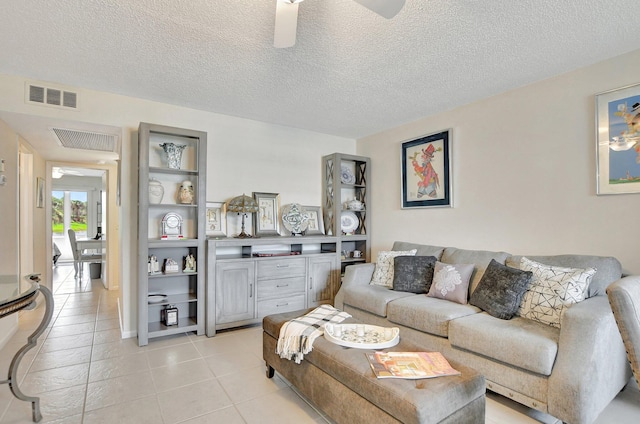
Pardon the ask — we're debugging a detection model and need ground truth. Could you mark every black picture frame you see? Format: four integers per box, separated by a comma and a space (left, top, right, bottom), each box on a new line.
401, 129, 452, 208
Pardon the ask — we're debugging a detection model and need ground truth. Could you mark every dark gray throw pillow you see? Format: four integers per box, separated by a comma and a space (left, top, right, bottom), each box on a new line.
392, 256, 437, 293
469, 259, 533, 320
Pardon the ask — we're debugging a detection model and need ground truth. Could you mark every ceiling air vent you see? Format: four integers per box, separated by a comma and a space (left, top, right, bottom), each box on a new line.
52, 128, 118, 153
26, 83, 78, 109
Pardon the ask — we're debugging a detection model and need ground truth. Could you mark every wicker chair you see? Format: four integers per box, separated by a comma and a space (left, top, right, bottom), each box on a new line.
607, 278, 640, 386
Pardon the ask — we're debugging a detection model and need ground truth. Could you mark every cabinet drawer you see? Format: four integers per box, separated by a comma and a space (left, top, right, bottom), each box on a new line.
257, 294, 306, 318
257, 258, 306, 279
257, 277, 305, 299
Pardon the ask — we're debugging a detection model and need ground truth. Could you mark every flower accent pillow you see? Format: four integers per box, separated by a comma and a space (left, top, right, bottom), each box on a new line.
517, 257, 596, 328
427, 261, 475, 304
370, 249, 417, 288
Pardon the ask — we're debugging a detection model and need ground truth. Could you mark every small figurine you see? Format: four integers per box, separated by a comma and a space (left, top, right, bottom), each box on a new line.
163, 258, 179, 273
149, 255, 160, 274
183, 254, 196, 273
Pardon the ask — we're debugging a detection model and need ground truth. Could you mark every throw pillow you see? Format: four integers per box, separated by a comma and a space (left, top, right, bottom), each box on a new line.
370, 249, 418, 288
392, 256, 438, 293
517, 257, 596, 328
469, 259, 533, 319
426, 261, 475, 304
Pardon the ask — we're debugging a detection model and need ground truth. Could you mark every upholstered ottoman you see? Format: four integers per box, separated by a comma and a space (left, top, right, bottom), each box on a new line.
263, 310, 486, 424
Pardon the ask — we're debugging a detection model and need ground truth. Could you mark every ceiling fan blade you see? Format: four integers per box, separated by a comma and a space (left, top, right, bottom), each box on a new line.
274, 1, 300, 48
352, 0, 406, 19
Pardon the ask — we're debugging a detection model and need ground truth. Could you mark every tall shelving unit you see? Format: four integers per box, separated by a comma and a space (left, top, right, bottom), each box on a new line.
137, 123, 206, 346
322, 153, 371, 273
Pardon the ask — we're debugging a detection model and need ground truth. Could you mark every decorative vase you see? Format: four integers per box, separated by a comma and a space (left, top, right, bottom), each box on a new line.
160, 142, 187, 169
148, 178, 164, 204
177, 180, 194, 204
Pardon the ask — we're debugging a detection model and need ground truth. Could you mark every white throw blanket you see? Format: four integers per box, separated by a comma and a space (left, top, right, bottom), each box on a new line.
276, 305, 351, 364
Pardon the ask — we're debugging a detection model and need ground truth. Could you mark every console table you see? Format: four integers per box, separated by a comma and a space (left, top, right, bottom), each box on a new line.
0, 274, 54, 422
207, 236, 339, 336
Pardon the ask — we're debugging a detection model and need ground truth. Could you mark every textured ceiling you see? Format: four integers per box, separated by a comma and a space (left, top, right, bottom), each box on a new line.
1, 0, 639, 139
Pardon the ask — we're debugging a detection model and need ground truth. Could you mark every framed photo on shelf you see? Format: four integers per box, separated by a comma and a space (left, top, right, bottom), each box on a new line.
253, 192, 280, 236
401, 129, 452, 208
303, 206, 325, 235
595, 83, 640, 195
36, 177, 45, 208
205, 201, 227, 237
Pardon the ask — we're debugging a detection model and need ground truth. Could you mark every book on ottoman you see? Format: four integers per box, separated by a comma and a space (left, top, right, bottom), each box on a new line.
366, 351, 461, 379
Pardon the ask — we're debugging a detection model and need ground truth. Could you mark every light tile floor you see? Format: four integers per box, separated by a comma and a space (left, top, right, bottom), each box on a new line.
1, 263, 639, 423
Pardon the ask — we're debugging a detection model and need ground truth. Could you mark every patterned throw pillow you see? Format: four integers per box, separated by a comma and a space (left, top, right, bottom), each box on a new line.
517, 257, 596, 328
370, 249, 417, 288
426, 261, 475, 304
392, 256, 438, 293
469, 259, 533, 319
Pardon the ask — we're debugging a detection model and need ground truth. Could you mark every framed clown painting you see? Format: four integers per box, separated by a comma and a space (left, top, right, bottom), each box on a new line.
401, 129, 452, 209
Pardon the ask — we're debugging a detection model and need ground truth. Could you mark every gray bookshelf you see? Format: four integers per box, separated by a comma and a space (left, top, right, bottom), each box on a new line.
322, 153, 371, 273
137, 123, 207, 346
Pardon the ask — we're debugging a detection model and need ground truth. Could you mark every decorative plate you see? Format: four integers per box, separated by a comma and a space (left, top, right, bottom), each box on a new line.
281, 203, 309, 235
148, 294, 167, 304
341, 211, 359, 234
324, 323, 400, 349
341, 165, 356, 184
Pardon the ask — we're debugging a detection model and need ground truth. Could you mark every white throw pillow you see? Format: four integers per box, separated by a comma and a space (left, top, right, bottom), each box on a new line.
517, 257, 596, 328
370, 249, 417, 288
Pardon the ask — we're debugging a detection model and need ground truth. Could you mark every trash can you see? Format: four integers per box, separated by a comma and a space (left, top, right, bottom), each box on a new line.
89, 262, 102, 279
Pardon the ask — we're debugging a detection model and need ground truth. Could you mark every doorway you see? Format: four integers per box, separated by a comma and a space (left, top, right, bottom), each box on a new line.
46, 162, 118, 294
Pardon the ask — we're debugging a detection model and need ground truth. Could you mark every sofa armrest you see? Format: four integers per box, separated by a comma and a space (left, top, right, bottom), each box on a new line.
334, 263, 375, 310
548, 293, 632, 424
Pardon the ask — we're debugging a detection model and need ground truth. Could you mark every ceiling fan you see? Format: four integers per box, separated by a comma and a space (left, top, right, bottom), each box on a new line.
274, 0, 406, 48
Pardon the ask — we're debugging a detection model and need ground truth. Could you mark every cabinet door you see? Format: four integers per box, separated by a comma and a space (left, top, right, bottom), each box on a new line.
308, 256, 336, 307
215, 261, 255, 324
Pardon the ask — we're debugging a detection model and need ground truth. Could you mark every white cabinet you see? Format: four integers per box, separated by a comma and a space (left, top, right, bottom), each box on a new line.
137, 123, 206, 346
215, 262, 255, 324
207, 236, 339, 336
308, 256, 335, 307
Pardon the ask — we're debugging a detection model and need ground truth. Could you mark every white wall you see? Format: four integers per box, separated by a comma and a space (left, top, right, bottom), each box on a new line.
0, 73, 355, 337
358, 48, 640, 275
0, 120, 20, 346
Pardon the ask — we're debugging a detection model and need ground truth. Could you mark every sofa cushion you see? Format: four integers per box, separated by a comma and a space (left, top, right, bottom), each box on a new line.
427, 262, 474, 304
392, 255, 437, 294
469, 259, 533, 320
449, 312, 560, 376
441, 247, 511, 294
370, 249, 417, 288
343, 284, 415, 317
392, 241, 446, 259
517, 257, 596, 329
388, 295, 481, 337
506, 254, 621, 298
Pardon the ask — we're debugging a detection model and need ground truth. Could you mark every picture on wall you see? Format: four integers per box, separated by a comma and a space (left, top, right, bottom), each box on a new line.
205, 201, 227, 237
596, 83, 640, 195
303, 206, 325, 235
253, 192, 280, 236
401, 129, 452, 208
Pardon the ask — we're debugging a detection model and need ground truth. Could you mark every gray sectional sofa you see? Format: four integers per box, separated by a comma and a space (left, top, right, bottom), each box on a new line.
334, 241, 633, 424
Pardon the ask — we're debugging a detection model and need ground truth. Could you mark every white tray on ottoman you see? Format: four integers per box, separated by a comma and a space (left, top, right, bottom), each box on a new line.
324, 323, 400, 349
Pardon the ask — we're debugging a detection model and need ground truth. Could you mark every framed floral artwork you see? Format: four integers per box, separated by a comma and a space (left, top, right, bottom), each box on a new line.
205, 201, 227, 237
401, 129, 452, 208
253, 192, 280, 236
596, 83, 640, 195
303, 206, 324, 235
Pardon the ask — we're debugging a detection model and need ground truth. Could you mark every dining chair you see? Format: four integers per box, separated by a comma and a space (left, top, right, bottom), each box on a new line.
607, 278, 640, 387
67, 229, 102, 279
